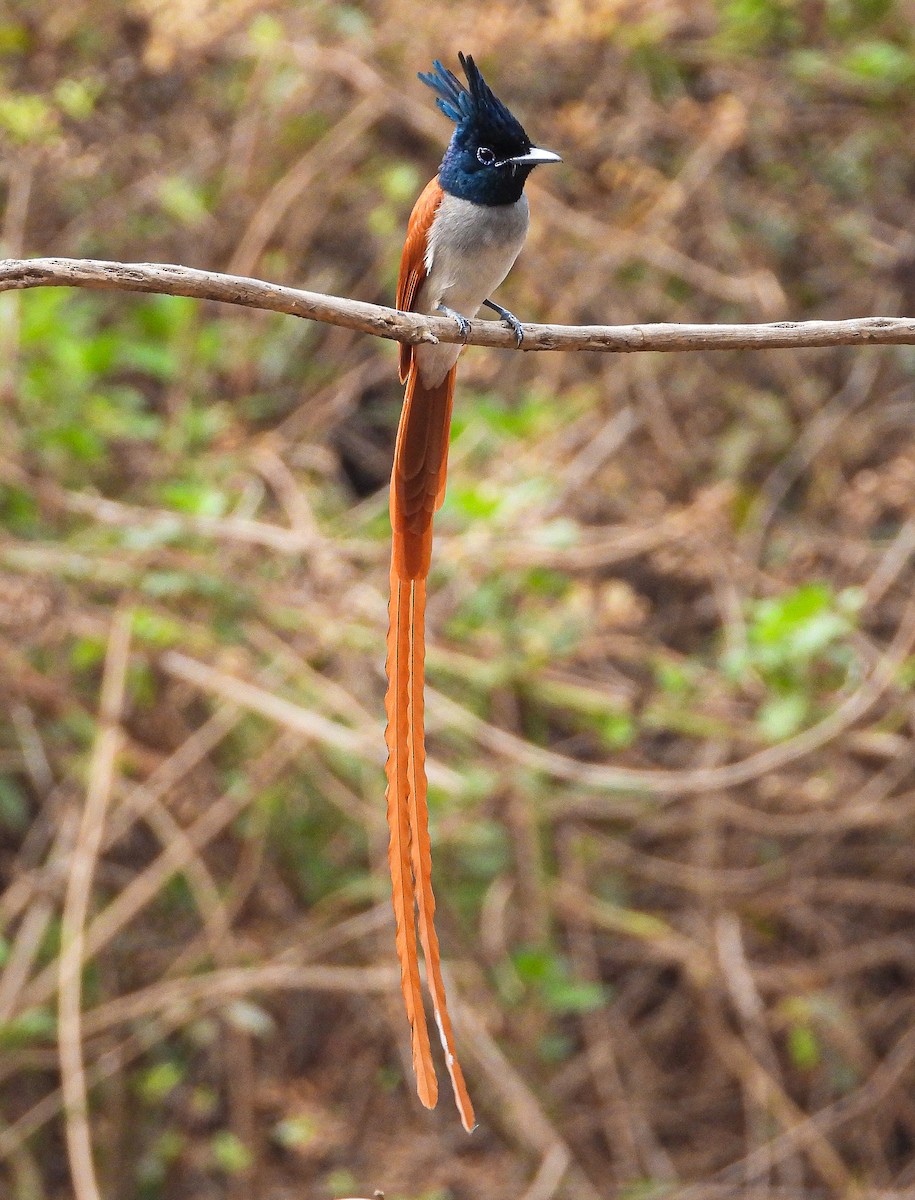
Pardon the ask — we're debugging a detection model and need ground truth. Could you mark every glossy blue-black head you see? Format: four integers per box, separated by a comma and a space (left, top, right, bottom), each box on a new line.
419, 53, 560, 207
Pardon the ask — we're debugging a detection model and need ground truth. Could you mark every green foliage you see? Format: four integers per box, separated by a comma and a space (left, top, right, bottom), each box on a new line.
262, 771, 369, 905
787, 1023, 821, 1070
455, 819, 511, 884
0, 20, 31, 54
271, 1114, 318, 1149
443, 562, 587, 681
840, 38, 915, 89
451, 388, 557, 444
723, 584, 863, 739
778, 993, 856, 1077
620, 1184, 677, 1200
130, 607, 183, 648
157, 176, 211, 228
0, 91, 56, 143
247, 12, 285, 49
0, 1006, 56, 1049
825, 0, 894, 34
324, 1169, 359, 1197
18, 290, 159, 479
209, 1131, 253, 1175
793, 37, 915, 97
0, 483, 41, 536
715, 0, 803, 53
136, 1130, 186, 1194
0, 775, 28, 832
135, 1060, 186, 1104
511, 946, 606, 1014
53, 76, 101, 120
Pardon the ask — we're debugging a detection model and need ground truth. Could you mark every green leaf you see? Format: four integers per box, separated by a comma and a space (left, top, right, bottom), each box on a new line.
717, 0, 803, 52
136, 1060, 185, 1103
598, 710, 636, 749
0, 775, 28, 832
247, 12, 285, 48
0, 22, 31, 54
54, 77, 101, 120
158, 480, 228, 517
841, 40, 915, 89
788, 1024, 821, 1070
381, 163, 422, 203
0, 92, 56, 142
512, 947, 607, 1014
130, 608, 183, 647
756, 692, 808, 741
117, 339, 179, 381
0, 1007, 56, 1049
158, 176, 210, 227
735, 582, 859, 680
545, 978, 607, 1013
271, 1115, 318, 1149
210, 1131, 253, 1175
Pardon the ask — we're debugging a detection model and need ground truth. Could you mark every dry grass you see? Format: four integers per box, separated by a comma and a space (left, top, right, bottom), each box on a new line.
2, 1, 915, 1198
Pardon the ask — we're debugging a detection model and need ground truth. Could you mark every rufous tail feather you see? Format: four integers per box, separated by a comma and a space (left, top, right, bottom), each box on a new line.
384, 363, 474, 1130
385, 573, 437, 1108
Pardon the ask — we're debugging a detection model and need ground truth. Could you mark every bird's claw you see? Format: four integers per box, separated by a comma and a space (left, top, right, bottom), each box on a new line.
502, 312, 524, 347
436, 305, 471, 342
483, 299, 524, 347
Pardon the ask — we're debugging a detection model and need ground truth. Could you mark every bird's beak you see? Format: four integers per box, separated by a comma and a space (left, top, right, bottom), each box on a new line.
499, 146, 562, 168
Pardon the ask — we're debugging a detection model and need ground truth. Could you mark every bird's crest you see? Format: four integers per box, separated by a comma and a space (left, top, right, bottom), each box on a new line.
418, 53, 529, 148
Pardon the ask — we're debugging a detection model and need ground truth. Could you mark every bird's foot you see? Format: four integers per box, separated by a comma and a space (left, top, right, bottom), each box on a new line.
436, 304, 471, 341
483, 299, 524, 347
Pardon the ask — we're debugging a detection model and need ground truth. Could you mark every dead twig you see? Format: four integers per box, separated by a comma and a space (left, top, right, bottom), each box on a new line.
2, 257, 915, 353
19, 732, 303, 1016
57, 609, 132, 1200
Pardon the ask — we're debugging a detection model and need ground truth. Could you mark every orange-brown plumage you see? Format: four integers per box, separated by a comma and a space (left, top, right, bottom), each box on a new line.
384, 578, 437, 1110
396, 177, 442, 383
384, 173, 474, 1131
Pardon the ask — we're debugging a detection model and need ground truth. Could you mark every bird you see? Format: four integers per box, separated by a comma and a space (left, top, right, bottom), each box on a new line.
384, 52, 561, 1131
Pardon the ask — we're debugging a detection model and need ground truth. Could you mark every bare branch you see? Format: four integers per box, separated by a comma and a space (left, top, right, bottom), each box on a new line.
2, 256, 915, 353
58, 609, 132, 1200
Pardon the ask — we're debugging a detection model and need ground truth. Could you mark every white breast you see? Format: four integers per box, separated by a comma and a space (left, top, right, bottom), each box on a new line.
413, 193, 530, 387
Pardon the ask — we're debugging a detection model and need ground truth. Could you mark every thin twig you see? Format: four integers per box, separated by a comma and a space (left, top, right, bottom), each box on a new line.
0, 805, 79, 1022
158, 649, 462, 792
81, 961, 399, 1037
21, 732, 302, 1015
2, 257, 915, 353
456, 1003, 600, 1200
57, 609, 132, 1200
0, 960, 398, 1168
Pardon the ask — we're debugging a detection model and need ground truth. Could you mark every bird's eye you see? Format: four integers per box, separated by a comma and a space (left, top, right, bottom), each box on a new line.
476, 146, 496, 165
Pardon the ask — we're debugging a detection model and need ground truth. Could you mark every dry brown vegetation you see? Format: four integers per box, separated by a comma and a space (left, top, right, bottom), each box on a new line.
2, 1, 915, 1198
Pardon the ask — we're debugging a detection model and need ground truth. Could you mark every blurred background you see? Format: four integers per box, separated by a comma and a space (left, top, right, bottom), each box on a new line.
2, 1, 915, 1197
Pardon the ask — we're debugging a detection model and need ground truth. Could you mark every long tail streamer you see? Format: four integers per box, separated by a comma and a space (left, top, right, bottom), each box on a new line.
384, 364, 475, 1132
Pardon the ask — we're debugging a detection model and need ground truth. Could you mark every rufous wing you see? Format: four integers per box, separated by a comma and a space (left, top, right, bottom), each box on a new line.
396, 177, 443, 383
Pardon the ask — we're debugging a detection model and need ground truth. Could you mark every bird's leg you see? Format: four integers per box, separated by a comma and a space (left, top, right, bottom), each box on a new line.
483, 299, 524, 347
436, 304, 471, 341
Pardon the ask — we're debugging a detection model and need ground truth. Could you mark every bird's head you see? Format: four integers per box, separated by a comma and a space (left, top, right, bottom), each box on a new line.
419, 53, 561, 206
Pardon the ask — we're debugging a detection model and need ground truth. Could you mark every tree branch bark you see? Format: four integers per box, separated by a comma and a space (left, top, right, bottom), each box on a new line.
2, 256, 914, 354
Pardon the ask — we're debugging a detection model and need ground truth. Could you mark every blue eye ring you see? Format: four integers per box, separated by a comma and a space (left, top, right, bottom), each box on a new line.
476, 146, 495, 165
